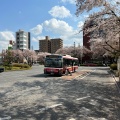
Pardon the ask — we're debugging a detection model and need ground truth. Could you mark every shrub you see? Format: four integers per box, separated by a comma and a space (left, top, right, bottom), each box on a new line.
12, 63, 22, 67
110, 63, 117, 70
23, 64, 30, 68
12, 63, 30, 69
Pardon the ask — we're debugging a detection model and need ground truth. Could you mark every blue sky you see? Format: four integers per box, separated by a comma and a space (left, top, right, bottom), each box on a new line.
0, 0, 88, 52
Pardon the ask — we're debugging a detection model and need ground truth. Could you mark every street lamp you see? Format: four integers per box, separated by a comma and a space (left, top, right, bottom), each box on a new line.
81, 47, 83, 64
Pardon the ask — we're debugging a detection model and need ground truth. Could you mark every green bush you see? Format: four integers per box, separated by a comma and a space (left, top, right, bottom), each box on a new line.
2, 63, 31, 71
110, 63, 117, 70
12, 63, 22, 67
12, 63, 30, 68
23, 64, 30, 68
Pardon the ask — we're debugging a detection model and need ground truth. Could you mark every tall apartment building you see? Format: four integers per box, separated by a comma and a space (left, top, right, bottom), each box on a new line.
39, 36, 51, 53
83, 31, 90, 50
51, 38, 63, 53
39, 36, 63, 53
16, 29, 30, 50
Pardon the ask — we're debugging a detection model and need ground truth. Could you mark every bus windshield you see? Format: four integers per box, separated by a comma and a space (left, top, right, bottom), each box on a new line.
45, 58, 62, 68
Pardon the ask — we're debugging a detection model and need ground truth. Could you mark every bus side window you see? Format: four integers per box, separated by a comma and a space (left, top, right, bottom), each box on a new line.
70, 60, 72, 66
63, 58, 72, 66
63, 58, 66, 66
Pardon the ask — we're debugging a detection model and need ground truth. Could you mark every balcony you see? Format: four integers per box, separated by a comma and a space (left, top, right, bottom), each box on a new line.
20, 35, 26, 38
19, 43, 27, 46
19, 46, 27, 49
19, 39, 26, 42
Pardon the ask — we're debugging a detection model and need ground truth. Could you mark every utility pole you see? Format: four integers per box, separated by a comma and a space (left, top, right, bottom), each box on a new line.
74, 42, 76, 57
118, 17, 120, 82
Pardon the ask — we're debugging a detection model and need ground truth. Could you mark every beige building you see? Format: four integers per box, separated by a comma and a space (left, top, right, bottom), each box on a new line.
51, 38, 63, 53
39, 36, 63, 53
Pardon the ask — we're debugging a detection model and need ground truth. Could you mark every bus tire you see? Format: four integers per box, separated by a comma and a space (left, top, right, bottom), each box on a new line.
59, 71, 62, 76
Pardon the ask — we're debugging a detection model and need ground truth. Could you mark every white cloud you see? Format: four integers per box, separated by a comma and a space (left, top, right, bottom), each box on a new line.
83, 14, 89, 18
77, 21, 84, 28
32, 36, 45, 42
30, 25, 43, 35
60, 32, 82, 45
0, 31, 15, 52
63, 43, 73, 47
31, 18, 83, 49
49, 6, 72, 18
43, 18, 73, 35
0, 31, 15, 41
42, 18, 82, 46
61, 0, 76, 4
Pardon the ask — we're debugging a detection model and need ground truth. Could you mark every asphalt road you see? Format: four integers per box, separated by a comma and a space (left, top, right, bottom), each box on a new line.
0, 65, 120, 120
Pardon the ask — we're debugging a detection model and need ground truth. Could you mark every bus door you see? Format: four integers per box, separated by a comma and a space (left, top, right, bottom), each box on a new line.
63, 58, 72, 73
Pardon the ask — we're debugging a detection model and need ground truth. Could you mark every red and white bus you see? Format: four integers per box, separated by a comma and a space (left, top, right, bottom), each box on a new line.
44, 54, 78, 75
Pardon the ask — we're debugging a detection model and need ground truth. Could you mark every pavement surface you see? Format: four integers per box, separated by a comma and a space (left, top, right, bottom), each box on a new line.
0, 65, 120, 120
112, 76, 120, 94
62, 70, 88, 80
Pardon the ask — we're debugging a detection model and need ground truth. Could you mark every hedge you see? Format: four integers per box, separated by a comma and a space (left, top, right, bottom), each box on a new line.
110, 63, 117, 70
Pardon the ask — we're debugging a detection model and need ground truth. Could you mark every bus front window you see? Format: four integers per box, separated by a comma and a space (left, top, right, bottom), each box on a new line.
45, 58, 62, 68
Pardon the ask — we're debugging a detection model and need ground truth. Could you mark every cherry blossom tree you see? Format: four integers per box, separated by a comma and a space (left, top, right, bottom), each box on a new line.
55, 46, 74, 55
90, 41, 106, 59
29, 50, 37, 63
12, 49, 23, 63
55, 46, 92, 63
76, 0, 120, 57
22, 49, 37, 65
37, 52, 50, 64
91, 39, 118, 63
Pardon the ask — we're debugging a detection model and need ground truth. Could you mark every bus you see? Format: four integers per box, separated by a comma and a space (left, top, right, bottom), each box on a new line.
44, 54, 78, 75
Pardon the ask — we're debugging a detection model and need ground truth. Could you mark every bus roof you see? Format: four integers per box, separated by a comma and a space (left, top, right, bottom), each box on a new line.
46, 54, 78, 60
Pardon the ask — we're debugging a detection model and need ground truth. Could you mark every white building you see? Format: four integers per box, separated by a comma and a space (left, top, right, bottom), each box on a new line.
16, 29, 30, 50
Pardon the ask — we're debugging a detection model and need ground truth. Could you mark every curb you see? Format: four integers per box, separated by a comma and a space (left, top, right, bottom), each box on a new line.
112, 74, 120, 94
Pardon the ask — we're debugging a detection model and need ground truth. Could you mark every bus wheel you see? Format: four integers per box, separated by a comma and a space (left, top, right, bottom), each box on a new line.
59, 72, 62, 76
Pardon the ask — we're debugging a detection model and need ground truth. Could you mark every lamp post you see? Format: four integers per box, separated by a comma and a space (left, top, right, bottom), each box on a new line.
81, 47, 83, 64
118, 16, 120, 82
118, 31, 120, 83
74, 42, 76, 57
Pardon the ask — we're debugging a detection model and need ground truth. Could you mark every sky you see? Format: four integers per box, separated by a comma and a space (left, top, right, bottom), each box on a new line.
0, 0, 89, 52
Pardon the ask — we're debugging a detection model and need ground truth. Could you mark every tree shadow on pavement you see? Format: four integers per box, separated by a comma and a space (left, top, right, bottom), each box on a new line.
29, 74, 61, 78
0, 76, 120, 119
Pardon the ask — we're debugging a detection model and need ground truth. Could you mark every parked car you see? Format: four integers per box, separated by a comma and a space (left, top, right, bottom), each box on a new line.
0, 67, 4, 73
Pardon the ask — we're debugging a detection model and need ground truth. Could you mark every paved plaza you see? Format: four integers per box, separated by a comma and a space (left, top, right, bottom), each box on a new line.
0, 65, 120, 120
